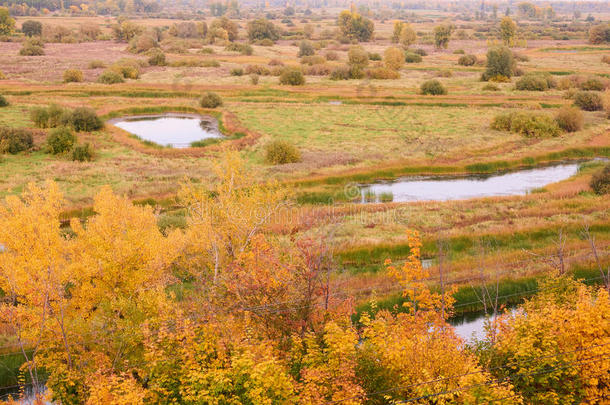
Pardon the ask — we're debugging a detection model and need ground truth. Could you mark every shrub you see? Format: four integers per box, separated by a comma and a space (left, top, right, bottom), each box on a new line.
88, 60, 106, 69
61, 107, 103, 132
225, 43, 253, 55
512, 52, 529, 62
482, 46, 515, 81
555, 106, 584, 132
603, 55, 610, 64
347, 46, 369, 70
298, 40, 315, 57
435, 69, 452, 78
515, 74, 553, 91
0, 95, 8, 107
63, 69, 83, 83
245, 65, 271, 76
230, 67, 244, 76
147, 49, 166, 66
300, 55, 326, 65
590, 164, 610, 195
128, 34, 158, 53
21, 20, 42, 37
304, 64, 331, 76
46, 127, 76, 154
268, 59, 284, 66
482, 83, 500, 91
492, 112, 561, 137
19, 42, 44, 56
368, 52, 382, 61
404, 52, 422, 63
279, 68, 305, 85
200, 92, 223, 108
457, 54, 477, 66
109, 61, 140, 79
580, 77, 605, 91
250, 73, 259, 85
0, 127, 33, 154
413, 48, 427, 56
573, 91, 603, 111
30, 104, 66, 128
72, 143, 94, 162
383, 47, 404, 71
97, 70, 124, 84
0, 70, 5, 79
325, 51, 339, 60
329, 65, 351, 80
366, 67, 400, 80
420, 79, 447, 95
264, 140, 301, 164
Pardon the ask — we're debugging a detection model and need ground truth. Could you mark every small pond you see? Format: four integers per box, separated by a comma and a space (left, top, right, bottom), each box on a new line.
359, 162, 582, 203
109, 114, 223, 148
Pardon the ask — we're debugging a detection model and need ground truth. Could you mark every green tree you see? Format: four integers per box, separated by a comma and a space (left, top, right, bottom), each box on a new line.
21, 20, 42, 37
434, 23, 453, 49
482, 46, 515, 80
338, 10, 374, 42
247, 18, 280, 42
500, 16, 516, 45
0, 7, 15, 36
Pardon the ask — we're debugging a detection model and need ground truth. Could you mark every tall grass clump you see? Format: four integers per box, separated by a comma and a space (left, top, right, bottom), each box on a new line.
264, 140, 301, 164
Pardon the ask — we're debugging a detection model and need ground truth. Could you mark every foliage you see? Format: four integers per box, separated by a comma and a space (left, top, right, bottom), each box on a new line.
588, 23, 610, 44
210, 17, 238, 42
31, 104, 67, 128
97, 70, 125, 84
0, 94, 8, 107
590, 163, 610, 194
112, 20, 143, 42
63, 68, 83, 83
71, 142, 94, 162
279, 68, 305, 86
482, 46, 515, 81
19, 39, 44, 56
225, 42, 253, 55
457, 54, 477, 66
434, 23, 454, 49
492, 111, 561, 137
573, 91, 603, 111
347, 45, 369, 71
265, 140, 302, 164
298, 40, 315, 57
330, 65, 352, 80
404, 52, 422, 63
420, 79, 447, 95
554, 106, 584, 132
61, 107, 103, 131
247, 18, 279, 42
128, 34, 158, 53
580, 77, 605, 91
483, 83, 500, 91
46, 126, 76, 154
366, 67, 400, 80
230, 67, 243, 76
0, 126, 33, 154
21, 20, 42, 37
338, 10, 374, 42
200, 92, 223, 108
500, 16, 516, 45
515, 73, 555, 91
147, 49, 166, 66
0, 7, 15, 35
383, 46, 404, 71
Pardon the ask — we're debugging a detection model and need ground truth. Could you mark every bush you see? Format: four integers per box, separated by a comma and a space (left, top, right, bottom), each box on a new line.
580, 77, 605, 91
413, 48, 427, 56
109, 61, 140, 79
128, 34, 158, 53
63, 69, 83, 83
0, 95, 8, 107
482, 83, 500, 91
603, 55, 610, 64
225, 43, 253, 55
230, 67, 244, 76
88, 60, 106, 69
491, 112, 561, 137
19, 42, 44, 56
435, 69, 452, 78
366, 67, 400, 80
147, 49, 166, 66
482, 46, 515, 81
61, 107, 103, 132
590, 164, 610, 195
250, 73, 259, 85
97, 70, 124, 84
329, 65, 352, 80
300, 55, 326, 65
515, 74, 553, 91
200, 92, 223, 108
46, 127, 76, 154
404, 52, 422, 63
298, 40, 315, 57
457, 54, 477, 66
303, 64, 331, 76
0, 70, 5, 79
325, 51, 339, 61
368, 52, 382, 61
245, 65, 271, 76
555, 106, 584, 132
71, 143, 94, 162
30, 104, 66, 128
0, 127, 33, 154
268, 59, 284, 66
279, 68, 305, 85
573, 91, 603, 111
420, 79, 447, 95
264, 140, 301, 164
21, 20, 42, 37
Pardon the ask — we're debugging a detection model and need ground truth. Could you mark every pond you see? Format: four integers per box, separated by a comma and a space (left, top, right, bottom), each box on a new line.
109, 114, 223, 148
451, 308, 518, 342
359, 162, 582, 203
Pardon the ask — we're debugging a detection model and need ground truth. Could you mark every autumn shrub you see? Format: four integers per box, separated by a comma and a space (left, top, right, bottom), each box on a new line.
88, 60, 106, 69
0, 126, 33, 154
97, 70, 124, 84
492, 111, 561, 137
435, 69, 452, 78
303, 64, 331, 76
128, 34, 158, 54
420, 79, 447, 95
300, 55, 326, 65
147, 49, 166, 66
482, 46, 514, 81
554, 106, 584, 132
245, 64, 271, 76
63, 69, 83, 83
457, 54, 477, 66
72, 142, 94, 162
413, 48, 427, 56
268, 59, 284, 66
602, 55, 610, 64
590, 164, 610, 194
383, 47, 404, 71
297, 40, 315, 57
264, 140, 301, 164
279, 68, 305, 85
19, 40, 44, 56
46, 126, 76, 154
329, 65, 351, 80
515, 73, 555, 91
366, 67, 400, 80
0, 70, 5, 79
250, 73, 259, 85
573, 91, 603, 111
0, 95, 8, 107
230, 67, 244, 76
325, 51, 339, 60
61, 107, 103, 132
200, 92, 223, 108
404, 52, 422, 63
31, 104, 66, 128
482, 83, 500, 91
225, 43, 253, 55
109, 60, 140, 79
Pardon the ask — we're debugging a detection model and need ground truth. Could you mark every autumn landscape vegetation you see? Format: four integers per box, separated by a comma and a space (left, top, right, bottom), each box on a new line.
0, 0, 609, 403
